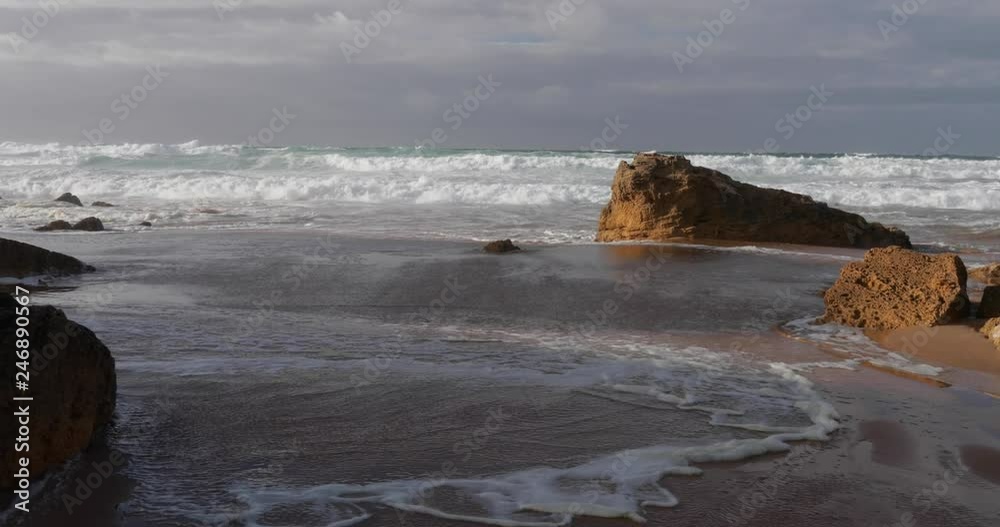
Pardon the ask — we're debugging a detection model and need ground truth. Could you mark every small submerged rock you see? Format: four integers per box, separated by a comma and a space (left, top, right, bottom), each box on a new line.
92, 201, 115, 207
484, 239, 521, 254
54, 192, 83, 206
139, 221, 152, 227
822, 246, 970, 330
34, 220, 73, 232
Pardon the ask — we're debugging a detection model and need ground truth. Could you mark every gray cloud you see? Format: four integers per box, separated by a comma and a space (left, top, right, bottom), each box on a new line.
1, 0, 998, 155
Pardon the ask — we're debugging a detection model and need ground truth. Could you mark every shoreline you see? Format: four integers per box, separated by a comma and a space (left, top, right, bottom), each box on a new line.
868, 323, 1000, 397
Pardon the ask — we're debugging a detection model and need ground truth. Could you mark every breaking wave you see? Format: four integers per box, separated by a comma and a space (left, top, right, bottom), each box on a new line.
1, 142, 998, 241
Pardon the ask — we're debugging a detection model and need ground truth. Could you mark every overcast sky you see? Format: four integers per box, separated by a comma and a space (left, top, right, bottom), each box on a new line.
2, 0, 998, 155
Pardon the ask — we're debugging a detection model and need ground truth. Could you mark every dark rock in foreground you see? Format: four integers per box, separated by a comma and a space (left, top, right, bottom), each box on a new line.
55, 192, 83, 206
484, 239, 521, 254
0, 294, 117, 490
597, 153, 911, 249
73, 217, 105, 232
978, 286, 1000, 319
822, 247, 970, 330
0, 238, 95, 278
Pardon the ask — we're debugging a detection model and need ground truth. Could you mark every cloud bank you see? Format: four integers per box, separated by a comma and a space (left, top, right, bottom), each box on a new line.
1, 0, 997, 154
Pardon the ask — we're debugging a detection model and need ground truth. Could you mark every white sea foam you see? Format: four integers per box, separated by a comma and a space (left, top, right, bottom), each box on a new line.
98, 321, 847, 526
1, 142, 998, 243
223, 347, 839, 527
781, 317, 945, 377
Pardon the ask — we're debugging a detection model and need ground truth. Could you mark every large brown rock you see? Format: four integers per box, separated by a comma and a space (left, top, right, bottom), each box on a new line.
596, 153, 911, 248
0, 238, 95, 278
969, 264, 1000, 285
0, 294, 117, 490
822, 247, 970, 330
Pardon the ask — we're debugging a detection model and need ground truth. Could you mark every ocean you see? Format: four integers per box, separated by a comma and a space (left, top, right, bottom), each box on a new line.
2, 141, 1000, 250
2, 143, 999, 527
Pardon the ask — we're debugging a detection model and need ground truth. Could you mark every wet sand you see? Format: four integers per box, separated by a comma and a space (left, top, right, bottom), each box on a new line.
959, 445, 1000, 486
869, 324, 1000, 396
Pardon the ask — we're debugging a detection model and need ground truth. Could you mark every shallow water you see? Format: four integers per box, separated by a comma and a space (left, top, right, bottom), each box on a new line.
5, 232, 997, 527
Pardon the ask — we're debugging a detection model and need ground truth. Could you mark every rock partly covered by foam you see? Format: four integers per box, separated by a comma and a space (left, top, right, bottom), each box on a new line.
34, 218, 105, 232
73, 217, 105, 232
978, 286, 1000, 319
969, 264, 1000, 285
596, 153, 911, 249
822, 247, 970, 330
54, 192, 83, 206
34, 220, 73, 232
0, 238, 95, 278
0, 295, 117, 490
484, 239, 521, 254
